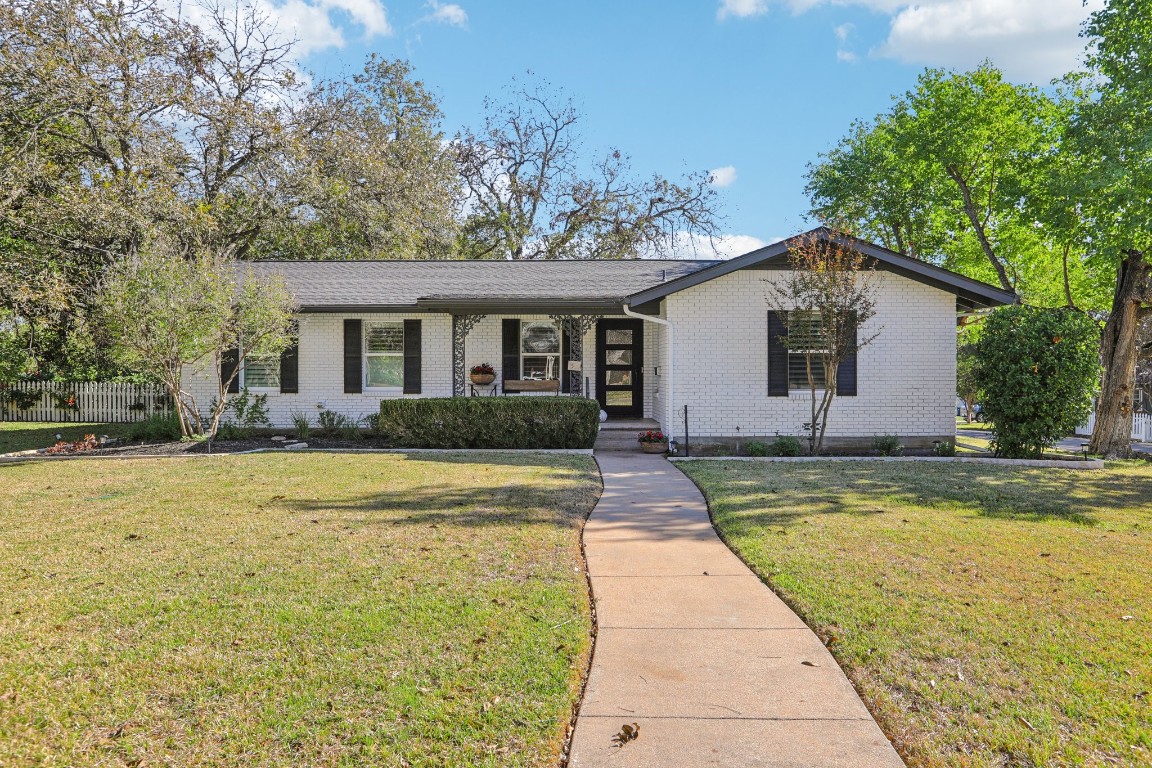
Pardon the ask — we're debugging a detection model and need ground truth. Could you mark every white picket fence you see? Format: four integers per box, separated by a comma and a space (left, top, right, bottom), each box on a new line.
0, 381, 170, 423
1076, 411, 1152, 443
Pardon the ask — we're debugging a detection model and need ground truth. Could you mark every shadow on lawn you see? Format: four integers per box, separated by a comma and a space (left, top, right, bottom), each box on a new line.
279, 453, 600, 531
698, 462, 1152, 528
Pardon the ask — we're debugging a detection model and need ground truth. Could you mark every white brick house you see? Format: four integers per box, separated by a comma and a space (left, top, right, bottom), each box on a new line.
184, 228, 1013, 448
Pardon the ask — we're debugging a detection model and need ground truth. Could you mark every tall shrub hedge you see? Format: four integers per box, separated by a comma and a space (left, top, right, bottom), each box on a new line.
377, 397, 600, 449
974, 306, 1099, 458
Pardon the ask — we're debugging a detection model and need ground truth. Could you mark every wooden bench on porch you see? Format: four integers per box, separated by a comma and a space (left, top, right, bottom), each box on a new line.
503, 379, 561, 395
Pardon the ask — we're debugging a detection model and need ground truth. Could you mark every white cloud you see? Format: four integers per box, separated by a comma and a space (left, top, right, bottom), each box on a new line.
183, 0, 393, 57
876, 0, 1103, 82
708, 165, 738, 188
664, 232, 768, 260
731, 0, 1102, 82
833, 22, 857, 63
424, 1, 468, 27
717, 0, 769, 21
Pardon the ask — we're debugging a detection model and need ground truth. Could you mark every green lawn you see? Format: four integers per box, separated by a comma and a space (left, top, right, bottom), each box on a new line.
0, 452, 600, 767
681, 460, 1152, 768
0, 421, 129, 454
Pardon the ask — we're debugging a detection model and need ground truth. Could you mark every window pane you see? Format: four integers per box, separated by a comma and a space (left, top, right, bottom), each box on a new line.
788, 311, 828, 352
522, 355, 559, 380
606, 391, 633, 406
366, 322, 404, 353
788, 353, 828, 389
244, 356, 279, 388
366, 355, 403, 387
605, 349, 632, 366
522, 322, 560, 353
606, 370, 632, 386
606, 329, 633, 345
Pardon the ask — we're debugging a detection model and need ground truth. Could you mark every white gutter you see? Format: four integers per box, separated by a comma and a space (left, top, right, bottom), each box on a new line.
621, 304, 676, 444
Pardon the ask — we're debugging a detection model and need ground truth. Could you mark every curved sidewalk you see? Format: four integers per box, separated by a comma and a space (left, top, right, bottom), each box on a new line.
568, 452, 905, 767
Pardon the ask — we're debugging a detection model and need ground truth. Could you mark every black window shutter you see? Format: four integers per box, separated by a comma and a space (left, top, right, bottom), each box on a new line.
767, 311, 788, 397
279, 341, 299, 394
221, 348, 240, 394
836, 311, 858, 397
560, 326, 571, 393
403, 319, 421, 394
502, 319, 520, 383
344, 319, 362, 394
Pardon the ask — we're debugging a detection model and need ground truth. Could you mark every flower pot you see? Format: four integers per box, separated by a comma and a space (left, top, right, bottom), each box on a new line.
470, 374, 496, 385
640, 441, 668, 454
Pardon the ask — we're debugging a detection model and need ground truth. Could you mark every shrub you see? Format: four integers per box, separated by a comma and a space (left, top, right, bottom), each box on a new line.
216, 388, 272, 439
872, 434, 903, 456
377, 397, 600, 449
932, 439, 956, 457
745, 440, 769, 457
125, 412, 182, 441
290, 411, 312, 440
316, 410, 361, 438
975, 306, 1100, 459
767, 436, 803, 456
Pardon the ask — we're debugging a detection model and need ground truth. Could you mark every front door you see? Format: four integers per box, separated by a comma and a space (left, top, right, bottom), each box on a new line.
596, 319, 644, 416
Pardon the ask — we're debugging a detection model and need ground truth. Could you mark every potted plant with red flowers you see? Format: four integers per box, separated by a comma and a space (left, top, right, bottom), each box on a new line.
637, 429, 668, 454
469, 363, 496, 385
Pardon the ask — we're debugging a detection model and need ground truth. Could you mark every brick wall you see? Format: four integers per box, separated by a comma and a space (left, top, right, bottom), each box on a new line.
662, 268, 956, 441
183, 312, 651, 428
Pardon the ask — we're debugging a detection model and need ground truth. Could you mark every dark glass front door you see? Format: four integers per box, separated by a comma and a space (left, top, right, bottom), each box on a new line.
596, 319, 643, 416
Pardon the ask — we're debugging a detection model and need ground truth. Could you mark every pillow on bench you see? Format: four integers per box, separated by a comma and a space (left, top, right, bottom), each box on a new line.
504, 379, 560, 394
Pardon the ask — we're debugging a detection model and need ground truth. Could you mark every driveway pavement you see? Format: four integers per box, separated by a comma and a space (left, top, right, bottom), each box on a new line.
567, 452, 905, 767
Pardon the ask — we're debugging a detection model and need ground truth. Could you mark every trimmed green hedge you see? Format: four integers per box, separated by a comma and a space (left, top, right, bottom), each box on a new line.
377, 397, 600, 449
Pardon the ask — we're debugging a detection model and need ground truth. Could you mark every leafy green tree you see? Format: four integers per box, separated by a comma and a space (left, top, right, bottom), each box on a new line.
98, 236, 296, 439
1070, 0, 1152, 458
806, 63, 1071, 302
975, 306, 1099, 458
956, 337, 981, 422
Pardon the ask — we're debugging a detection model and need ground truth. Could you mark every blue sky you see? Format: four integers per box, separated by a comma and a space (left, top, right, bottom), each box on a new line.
253, 0, 1101, 257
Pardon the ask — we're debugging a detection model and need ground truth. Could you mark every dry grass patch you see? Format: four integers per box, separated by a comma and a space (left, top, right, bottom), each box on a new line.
0, 452, 599, 767
682, 460, 1152, 768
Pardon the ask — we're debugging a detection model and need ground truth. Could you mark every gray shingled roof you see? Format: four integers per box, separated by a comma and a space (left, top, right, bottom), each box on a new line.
245, 259, 720, 311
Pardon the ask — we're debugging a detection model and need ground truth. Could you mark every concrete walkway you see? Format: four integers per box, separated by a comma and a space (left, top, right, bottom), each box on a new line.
568, 452, 905, 768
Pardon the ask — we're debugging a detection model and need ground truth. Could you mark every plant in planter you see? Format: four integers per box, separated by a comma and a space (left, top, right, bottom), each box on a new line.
637, 429, 668, 453
469, 362, 496, 385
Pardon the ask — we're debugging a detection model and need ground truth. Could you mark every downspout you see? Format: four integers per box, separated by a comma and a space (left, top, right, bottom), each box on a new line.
621, 303, 675, 445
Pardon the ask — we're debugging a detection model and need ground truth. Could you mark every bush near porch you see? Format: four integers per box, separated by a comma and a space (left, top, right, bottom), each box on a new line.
682, 460, 1152, 767
0, 453, 600, 767
378, 397, 600, 449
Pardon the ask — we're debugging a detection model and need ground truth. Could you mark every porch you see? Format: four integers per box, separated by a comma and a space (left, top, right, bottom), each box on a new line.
448, 312, 658, 420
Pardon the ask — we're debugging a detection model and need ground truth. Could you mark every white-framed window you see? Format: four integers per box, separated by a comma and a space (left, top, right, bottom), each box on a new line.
787, 311, 829, 390
365, 321, 404, 389
521, 321, 560, 380
242, 355, 280, 389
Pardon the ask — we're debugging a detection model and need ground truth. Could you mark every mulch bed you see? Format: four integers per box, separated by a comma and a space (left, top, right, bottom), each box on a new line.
15, 435, 394, 457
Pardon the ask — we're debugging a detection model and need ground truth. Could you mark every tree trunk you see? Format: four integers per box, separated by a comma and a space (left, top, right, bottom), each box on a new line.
946, 166, 1014, 293
1090, 250, 1151, 458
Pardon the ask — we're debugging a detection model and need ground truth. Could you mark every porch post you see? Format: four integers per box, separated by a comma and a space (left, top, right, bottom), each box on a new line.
451, 314, 486, 396
550, 315, 598, 396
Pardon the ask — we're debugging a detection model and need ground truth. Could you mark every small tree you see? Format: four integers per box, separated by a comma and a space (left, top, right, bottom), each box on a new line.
767, 228, 881, 453
974, 305, 1099, 458
99, 238, 296, 439
956, 336, 981, 422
